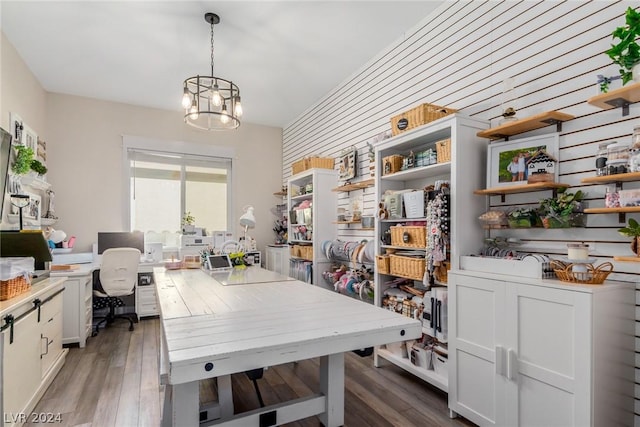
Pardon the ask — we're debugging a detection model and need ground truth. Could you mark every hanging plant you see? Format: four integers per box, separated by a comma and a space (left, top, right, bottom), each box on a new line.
606, 7, 640, 85
11, 145, 34, 175
30, 159, 48, 176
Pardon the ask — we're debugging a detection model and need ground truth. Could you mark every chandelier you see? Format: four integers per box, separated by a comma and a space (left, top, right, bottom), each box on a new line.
182, 13, 242, 130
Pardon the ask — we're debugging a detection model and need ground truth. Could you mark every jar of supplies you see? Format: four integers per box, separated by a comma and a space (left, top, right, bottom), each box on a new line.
595, 142, 608, 176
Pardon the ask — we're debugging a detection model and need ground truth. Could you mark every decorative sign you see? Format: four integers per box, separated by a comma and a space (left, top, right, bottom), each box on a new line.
397, 118, 409, 131
339, 146, 357, 181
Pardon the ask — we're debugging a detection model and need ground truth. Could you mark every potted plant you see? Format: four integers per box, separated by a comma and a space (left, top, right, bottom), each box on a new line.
507, 207, 540, 228
538, 189, 585, 228
30, 159, 47, 176
618, 217, 640, 255
606, 6, 640, 85
181, 211, 195, 234
11, 145, 34, 175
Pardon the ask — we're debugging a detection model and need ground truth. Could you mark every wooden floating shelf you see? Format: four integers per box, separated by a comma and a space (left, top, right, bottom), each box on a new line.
583, 207, 640, 214
587, 81, 640, 116
613, 256, 640, 262
334, 220, 361, 224
273, 191, 287, 196
477, 111, 575, 140
474, 182, 570, 201
332, 178, 375, 192
581, 172, 640, 185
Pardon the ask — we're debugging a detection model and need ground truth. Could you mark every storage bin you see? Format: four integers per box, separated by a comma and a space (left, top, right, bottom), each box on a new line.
376, 254, 390, 274
292, 158, 306, 175
382, 155, 404, 175
403, 190, 425, 218
0, 257, 34, 301
389, 254, 426, 281
390, 226, 426, 248
435, 138, 451, 163
306, 156, 334, 170
390, 103, 457, 136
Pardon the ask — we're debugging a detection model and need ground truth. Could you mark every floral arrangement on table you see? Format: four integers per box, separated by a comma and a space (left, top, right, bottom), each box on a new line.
538, 189, 585, 229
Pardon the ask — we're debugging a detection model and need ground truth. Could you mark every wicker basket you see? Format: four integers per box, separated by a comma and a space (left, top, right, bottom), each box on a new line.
0, 275, 31, 301
390, 226, 426, 248
299, 245, 313, 260
390, 103, 457, 136
376, 255, 390, 274
435, 138, 451, 163
433, 261, 450, 284
382, 155, 404, 176
292, 159, 307, 175
306, 156, 334, 170
389, 254, 425, 281
550, 260, 613, 284
290, 245, 301, 257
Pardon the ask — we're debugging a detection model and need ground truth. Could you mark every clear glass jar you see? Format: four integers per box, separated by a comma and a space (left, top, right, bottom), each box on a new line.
607, 141, 630, 161
595, 142, 609, 176
629, 148, 640, 172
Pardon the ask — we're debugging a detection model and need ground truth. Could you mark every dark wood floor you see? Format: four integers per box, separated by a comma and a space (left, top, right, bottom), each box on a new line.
27, 318, 474, 426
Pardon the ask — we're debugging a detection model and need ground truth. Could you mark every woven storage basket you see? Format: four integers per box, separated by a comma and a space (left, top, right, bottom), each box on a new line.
390, 226, 427, 248
306, 156, 334, 170
290, 245, 301, 257
376, 255, 390, 274
435, 138, 451, 163
390, 103, 457, 136
299, 245, 313, 260
382, 155, 404, 175
434, 261, 450, 284
0, 276, 31, 301
389, 255, 425, 281
550, 260, 613, 284
292, 159, 306, 175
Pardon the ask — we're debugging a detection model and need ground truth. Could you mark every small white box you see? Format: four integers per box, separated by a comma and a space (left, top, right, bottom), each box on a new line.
213, 231, 233, 249
433, 353, 448, 378
403, 190, 425, 218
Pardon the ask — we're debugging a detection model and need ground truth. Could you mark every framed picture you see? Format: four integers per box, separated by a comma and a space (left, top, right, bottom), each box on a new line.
9, 112, 23, 145
339, 146, 357, 181
9, 192, 41, 224
22, 124, 38, 153
487, 133, 559, 188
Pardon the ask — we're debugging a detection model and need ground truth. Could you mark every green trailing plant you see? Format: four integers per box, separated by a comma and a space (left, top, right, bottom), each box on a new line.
11, 145, 34, 175
606, 6, 640, 85
30, 159, 47, 176
618, 217, 640, 238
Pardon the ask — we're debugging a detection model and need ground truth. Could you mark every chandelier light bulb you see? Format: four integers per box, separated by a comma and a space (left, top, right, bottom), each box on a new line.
234, 96, 243, 117
220, 104, 230, 124
189, 99, 199, 119
181, 88, 191, 109
211, 83, 222, 107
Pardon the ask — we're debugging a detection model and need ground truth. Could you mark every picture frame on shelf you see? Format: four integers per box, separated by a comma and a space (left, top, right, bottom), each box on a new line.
339, 146, 357, 181
9, 112, 23, 145
487, 133, 559, 188
22, 124, 38, 153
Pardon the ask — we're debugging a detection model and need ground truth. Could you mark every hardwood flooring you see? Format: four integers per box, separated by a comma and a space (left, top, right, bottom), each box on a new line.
27, 318, 474, 427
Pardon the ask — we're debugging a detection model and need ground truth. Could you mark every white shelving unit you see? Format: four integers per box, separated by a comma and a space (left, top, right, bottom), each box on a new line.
287, 168, 337, 287
373, 113, 488, 393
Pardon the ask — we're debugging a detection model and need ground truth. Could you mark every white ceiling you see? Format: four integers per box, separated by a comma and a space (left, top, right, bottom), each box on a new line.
1, 1, 443, 129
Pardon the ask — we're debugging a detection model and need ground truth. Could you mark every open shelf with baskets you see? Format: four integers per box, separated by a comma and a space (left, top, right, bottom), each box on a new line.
373, 113, 488, 393
476, 110, 574, 141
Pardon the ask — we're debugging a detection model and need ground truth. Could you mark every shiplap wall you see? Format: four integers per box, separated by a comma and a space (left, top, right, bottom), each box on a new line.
283, 0, 640, 420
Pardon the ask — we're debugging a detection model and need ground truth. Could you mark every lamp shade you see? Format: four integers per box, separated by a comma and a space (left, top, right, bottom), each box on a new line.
239, 206, 256, 229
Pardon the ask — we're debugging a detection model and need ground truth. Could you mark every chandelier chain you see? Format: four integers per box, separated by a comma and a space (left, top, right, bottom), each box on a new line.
210, 20, 215, 77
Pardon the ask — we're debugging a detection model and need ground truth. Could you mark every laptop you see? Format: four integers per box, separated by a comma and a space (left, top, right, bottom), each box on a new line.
206, 254, 233, 271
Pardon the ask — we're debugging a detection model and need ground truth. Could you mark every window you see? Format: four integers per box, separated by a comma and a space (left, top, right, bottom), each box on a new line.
126, 148, 232, 236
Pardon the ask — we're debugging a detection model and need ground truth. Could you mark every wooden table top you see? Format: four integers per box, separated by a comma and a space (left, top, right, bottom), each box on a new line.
155, 267, 421, 384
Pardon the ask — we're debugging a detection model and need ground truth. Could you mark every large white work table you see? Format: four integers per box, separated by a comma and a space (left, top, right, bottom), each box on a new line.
157, 266, 422, 426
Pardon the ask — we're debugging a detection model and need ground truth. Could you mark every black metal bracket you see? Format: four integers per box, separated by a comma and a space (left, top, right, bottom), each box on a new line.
604, 97, 631, 116
619, 212, 626, 223
33, 298, 42, 322
3, 315, 14, 344
541, 118, 564, 132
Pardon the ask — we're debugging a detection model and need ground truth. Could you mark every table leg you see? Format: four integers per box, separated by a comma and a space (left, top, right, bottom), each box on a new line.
319, 353, 345, 427
217, 374, 234, 418
172, 381, 199, 426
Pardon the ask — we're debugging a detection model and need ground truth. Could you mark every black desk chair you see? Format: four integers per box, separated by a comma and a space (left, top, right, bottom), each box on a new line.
92, 248, 140, 336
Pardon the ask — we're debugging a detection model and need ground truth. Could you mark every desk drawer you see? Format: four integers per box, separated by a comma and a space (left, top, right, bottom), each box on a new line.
138, 303, 159, 317
41, 292, 63, 323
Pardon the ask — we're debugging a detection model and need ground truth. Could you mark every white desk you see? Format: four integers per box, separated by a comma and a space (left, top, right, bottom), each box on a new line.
157, 267, 421, 426
50, 260, 162, 347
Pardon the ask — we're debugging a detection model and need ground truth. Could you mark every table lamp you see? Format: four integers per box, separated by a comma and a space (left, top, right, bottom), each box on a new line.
10, 194, 30, 230
239, 205, 256, 252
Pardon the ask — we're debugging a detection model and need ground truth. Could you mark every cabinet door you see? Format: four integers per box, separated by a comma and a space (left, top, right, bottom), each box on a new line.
2, 310, 41, 421
504, 283, 592, 427
449, 274, 508, 426
40, 293, 63, 378
62, 277, 81, 344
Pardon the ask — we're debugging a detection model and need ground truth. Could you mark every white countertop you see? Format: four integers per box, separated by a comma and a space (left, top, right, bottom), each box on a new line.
0, 277, 66, 318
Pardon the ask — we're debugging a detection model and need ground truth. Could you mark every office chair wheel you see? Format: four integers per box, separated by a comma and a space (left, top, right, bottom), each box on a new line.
129, 325, 134, 331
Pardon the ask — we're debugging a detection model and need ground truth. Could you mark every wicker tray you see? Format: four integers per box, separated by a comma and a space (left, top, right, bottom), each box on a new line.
390, 226, 426, 248
390, 103, 457, 136
550, 260, 613, 284
389, 254, 425, 281
0, 275, 31, 301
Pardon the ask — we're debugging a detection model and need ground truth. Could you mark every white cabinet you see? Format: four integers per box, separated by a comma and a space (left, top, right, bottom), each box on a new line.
287, 168, 337, 286
62, 273, 92, 347
0, 279, 68, 426
265, 245, 290, 276
136, 266, 159, 317
448, 270, 634, 427
373, 114, 488, 392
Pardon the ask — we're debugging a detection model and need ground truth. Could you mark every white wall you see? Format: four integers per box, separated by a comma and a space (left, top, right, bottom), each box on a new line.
283, 0, 640, 421
1, 32, 283, 255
